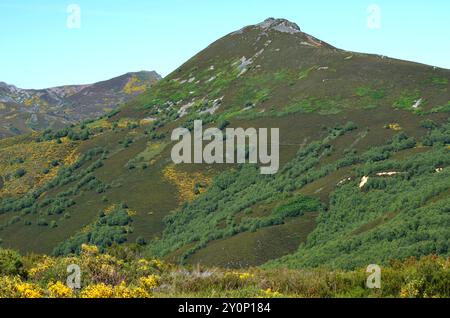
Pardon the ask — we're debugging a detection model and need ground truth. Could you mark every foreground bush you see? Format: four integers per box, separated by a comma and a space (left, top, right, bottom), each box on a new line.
0, 245, 448, 298
0, 249, 24, 276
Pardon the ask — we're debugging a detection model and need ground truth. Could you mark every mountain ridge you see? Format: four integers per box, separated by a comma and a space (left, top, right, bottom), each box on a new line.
0, 71, 161, 138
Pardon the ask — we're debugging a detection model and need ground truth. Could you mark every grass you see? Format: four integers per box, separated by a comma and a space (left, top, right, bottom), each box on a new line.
430, 101, 450, 114
355, 86, 386, 100
431, 77, 449, 87
186, 213, 318, 268
393, 91, 421, 110
298, 66, 317, 80
0, 246, 448, 298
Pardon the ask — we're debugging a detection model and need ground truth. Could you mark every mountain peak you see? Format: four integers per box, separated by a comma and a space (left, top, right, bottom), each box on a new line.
256, 17, 301, 34
231, 17, 302, 36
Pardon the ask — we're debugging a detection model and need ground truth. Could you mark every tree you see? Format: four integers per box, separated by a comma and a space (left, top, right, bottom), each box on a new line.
14, 168, 26, 178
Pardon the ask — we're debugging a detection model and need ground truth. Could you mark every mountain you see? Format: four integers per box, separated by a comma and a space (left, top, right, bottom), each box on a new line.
0, 71, 161, 138
0, 18, 449, 271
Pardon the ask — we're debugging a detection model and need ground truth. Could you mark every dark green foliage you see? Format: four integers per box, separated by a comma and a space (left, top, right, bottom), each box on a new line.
52, 206, 133, 256
343, 121, 358, 132
272, 197, 320, 219
121, 137, 134, 148
37, 218, 48, 226
10, 157, 25, 164
102, 209, 131, 226
0, 249, 24, 276
136, 236, 147, 246
148, 126, 356, 260
265, 126, 450, 269
106, 109, 121, 119
145, 120, 449, 268
50, 160, 59, 167
422, 122, 450, 146
14, 168, 26, 178
420, 119, 437, 129
39, 126, 93, 142
0, 147, 108, 246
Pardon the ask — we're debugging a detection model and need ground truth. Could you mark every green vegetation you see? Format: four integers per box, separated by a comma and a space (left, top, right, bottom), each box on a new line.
146, 122, 434, 266
14, 168, 26, 178
0, 246, 448, 298
298, 66, 317, 80
355, 86, 386, 99
0, 19, 449, 299
0, 146, 108, 242
430, 101, 450, 114
393, 91, 421, 110
143, 118, 450, 269
271, 197, 320, 219
0, 248, 24, 276
431, 77, 449, 86
53, 205, 134, 256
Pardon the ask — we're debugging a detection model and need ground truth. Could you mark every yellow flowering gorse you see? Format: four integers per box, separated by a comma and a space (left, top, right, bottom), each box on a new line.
48, 281, 73, 298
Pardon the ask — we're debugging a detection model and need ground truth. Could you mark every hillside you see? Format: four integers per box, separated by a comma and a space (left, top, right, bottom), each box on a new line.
0, 71, 161, 138
0, 18, 449, 272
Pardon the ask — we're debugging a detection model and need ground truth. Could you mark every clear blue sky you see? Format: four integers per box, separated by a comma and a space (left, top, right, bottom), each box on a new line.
1, 0, 449, 89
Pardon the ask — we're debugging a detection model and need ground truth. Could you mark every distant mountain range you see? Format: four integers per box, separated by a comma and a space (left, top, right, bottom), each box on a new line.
0, 71, 161, 138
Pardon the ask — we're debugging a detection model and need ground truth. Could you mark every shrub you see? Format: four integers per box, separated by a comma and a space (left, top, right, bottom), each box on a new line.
0, 249, 24, 276
37, 218, 48, 227
136, 237, 147, 246
420, 119, 437, 130
51, 160, 60, 167
14, 168, 26, 178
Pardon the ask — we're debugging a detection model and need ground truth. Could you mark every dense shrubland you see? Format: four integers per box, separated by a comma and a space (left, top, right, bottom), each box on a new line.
0, 147, 108, 233
53, 205, 134, 256
0, 246, 448, 298
146, 119, 450, 269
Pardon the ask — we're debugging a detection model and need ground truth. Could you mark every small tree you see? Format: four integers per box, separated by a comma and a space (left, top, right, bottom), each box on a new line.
136, 236, 147, 246
14, 168, 26, 178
